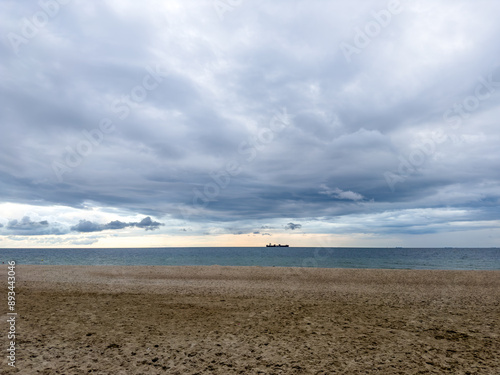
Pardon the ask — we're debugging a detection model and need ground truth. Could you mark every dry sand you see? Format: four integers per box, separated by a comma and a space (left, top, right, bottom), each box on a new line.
1, 265, 499, 374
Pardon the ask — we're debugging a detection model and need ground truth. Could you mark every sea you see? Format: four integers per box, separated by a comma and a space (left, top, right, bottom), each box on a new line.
0, 247, 499, 270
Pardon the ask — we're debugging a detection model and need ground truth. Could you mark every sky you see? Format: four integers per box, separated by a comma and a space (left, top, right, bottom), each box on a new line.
1, 0, 499, 248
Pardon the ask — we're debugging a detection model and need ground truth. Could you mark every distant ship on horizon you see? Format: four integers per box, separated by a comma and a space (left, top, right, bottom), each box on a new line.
266, 243, 289, 247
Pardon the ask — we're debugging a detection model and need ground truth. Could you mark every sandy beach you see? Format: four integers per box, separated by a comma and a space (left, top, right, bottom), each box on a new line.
1, 265, 499, 374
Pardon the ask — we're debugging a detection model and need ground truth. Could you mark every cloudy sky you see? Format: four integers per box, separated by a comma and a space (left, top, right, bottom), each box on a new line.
1, 0, 499, 248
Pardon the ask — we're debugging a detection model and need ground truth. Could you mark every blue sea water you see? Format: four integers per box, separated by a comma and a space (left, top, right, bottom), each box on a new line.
0, 247, 499, 270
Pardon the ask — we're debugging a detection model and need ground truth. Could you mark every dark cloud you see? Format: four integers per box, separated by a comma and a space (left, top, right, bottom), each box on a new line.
7, 217, 49, 231
70, 217, 164, 233
3, 216, 64, 235
1, 2, 500, 245
103, 220, 129, 230
133, 217, 164, 231
70, 220, 103, 233
285, 223, 302, 230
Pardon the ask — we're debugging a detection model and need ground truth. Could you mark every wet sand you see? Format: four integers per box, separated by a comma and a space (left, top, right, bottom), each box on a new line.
1, 265, 499, 374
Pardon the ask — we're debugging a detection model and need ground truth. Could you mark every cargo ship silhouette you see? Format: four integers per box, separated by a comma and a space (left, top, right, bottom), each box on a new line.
266, 243, 289, 247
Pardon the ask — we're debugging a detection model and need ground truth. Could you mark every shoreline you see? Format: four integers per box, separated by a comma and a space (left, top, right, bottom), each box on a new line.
2, 265, 499, 373
8, 265, 500, 296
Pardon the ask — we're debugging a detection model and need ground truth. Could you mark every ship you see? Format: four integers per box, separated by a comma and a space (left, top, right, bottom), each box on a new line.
266, 243, 289, 247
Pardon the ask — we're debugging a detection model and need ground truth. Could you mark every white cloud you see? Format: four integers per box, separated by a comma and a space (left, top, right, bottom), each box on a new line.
319, 185, 365, 201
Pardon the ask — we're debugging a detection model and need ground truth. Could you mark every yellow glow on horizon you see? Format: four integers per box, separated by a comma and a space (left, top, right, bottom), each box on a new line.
0, 233, 390, 248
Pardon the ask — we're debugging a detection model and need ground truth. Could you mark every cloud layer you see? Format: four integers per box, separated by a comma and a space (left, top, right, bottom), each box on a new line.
0, 216, 163, 236
1, 0, 500, 247
70, 217, 163, 233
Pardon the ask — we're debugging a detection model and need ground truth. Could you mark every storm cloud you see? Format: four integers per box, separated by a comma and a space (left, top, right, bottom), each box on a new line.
1, 1, 500, 247
4, 216, 63, 235
7, 217, 49, 231
133, 217, 163, 231
70, 217, 164, 233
